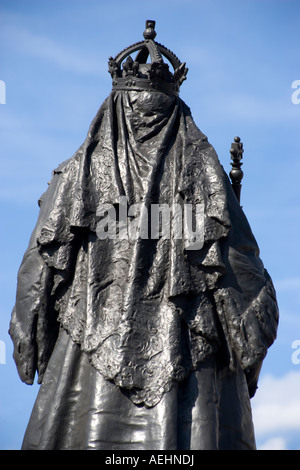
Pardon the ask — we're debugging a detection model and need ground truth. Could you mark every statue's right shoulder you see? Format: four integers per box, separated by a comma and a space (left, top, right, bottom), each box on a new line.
52, 143, 84, 176
38, 145, 84, 208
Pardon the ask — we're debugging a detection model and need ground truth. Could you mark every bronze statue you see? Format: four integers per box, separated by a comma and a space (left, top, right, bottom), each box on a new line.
9, 20, 278, 450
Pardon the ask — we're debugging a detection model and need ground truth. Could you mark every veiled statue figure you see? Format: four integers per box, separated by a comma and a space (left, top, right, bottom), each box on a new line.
10, 21, 279, 450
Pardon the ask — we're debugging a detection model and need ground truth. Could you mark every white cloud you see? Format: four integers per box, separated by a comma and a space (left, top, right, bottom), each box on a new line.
252, 371, 300, 438
202, 91, 300, 125
258, 437, 288, 450
275, 277, 300, 292
2, 24, 103, 77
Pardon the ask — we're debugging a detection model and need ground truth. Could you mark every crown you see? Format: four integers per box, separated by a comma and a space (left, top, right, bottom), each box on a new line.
108, 20, 188, 96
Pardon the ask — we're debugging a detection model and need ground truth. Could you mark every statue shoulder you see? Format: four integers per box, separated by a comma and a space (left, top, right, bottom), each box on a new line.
53, 144, 83, 176
38, 145, 83, 208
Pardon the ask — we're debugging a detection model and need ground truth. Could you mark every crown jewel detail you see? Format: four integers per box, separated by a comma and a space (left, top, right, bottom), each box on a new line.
108, 20, 188, 96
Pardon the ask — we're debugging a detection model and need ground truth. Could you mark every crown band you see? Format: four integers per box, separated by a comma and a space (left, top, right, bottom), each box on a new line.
112, 77, 179, 96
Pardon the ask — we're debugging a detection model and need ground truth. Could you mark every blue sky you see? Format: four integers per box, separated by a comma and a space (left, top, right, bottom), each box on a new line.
1, 0, 300, 450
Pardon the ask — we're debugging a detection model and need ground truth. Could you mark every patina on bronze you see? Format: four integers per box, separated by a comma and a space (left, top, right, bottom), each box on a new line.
9, 20, 279, 450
